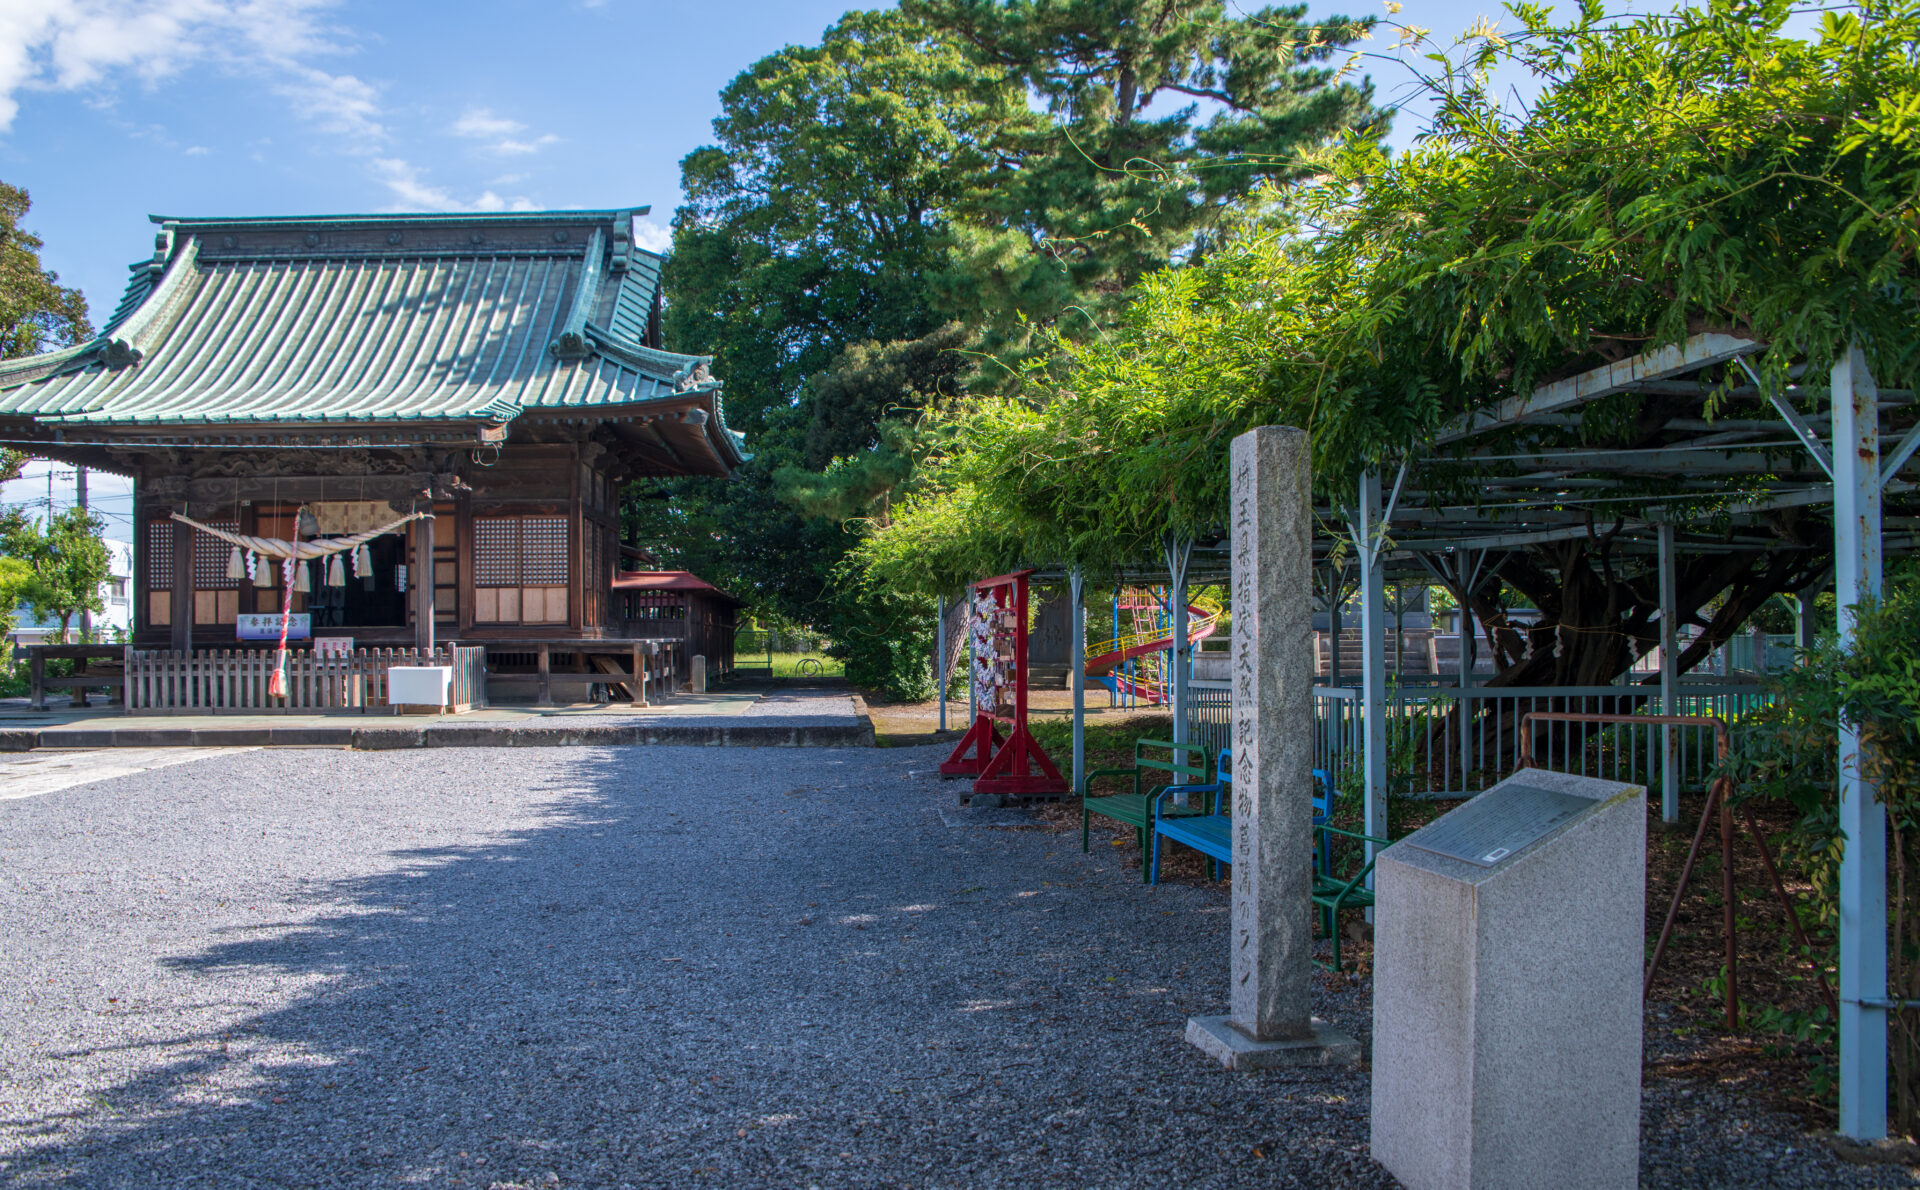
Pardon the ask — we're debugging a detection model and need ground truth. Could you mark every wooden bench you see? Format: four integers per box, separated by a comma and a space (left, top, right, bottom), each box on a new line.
1082, 738, 1213, 883
27, 645, 128, 710
1150, 754, 1336, 883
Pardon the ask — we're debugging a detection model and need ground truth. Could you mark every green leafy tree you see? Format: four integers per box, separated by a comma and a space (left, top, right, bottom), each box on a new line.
861, 0, 1916, 699
663, 10, 1019, 439
0, 555, 30, 669
909, 0, 1383, 345
0, 181, 91, 484
650, 4, 1382, 695
1, 507, 110, 643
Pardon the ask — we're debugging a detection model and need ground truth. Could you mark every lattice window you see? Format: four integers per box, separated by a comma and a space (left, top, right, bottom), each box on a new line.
522, 517, 568, 585
192, 520, 240, 589
146, 519, 173, 588
473, 518, 518, 587
473, 515, 571, 588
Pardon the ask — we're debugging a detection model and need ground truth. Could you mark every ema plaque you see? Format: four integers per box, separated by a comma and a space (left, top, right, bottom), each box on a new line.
1401, 782, 1594, 868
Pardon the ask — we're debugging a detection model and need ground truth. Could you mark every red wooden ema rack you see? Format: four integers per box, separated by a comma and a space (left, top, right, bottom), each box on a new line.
938, 570, 1069, 801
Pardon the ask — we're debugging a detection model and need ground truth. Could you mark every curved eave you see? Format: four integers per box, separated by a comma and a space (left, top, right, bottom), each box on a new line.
0, 414, 504, 448
28, 398, 524, 427
574, 321, 746, 469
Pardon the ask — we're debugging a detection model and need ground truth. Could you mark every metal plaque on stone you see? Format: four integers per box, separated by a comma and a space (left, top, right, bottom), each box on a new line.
1401, 782, 1594, 868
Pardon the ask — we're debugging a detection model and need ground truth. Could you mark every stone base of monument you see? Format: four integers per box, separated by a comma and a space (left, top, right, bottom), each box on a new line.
1185, 1015, 1360, 1070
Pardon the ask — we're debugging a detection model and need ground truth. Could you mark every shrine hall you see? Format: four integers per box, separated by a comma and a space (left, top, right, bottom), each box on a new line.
0, 208, 746, 703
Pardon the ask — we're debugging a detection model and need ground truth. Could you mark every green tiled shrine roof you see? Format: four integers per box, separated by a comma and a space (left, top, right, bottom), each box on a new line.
0, 209, 745, 468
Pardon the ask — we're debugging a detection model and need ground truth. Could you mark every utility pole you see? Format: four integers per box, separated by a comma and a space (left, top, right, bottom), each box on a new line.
77, 467, 91, 639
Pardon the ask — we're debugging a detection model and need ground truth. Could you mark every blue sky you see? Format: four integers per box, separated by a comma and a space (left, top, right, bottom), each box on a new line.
0, 0, 1539, 539
0, 0, 1537, 317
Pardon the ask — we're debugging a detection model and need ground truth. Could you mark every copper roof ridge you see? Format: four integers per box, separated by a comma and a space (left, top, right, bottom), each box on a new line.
150, 207, 650, 228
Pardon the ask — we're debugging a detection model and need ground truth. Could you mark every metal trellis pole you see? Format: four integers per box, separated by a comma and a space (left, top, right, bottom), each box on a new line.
1658, 521, 1680, 824
1356, 472, 1389, 855
1165, 536, 1193, 772
1833, 343, 1888, 1140
1070, 567, 1085, 795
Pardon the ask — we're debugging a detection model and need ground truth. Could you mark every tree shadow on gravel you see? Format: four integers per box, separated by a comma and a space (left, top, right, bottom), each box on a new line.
0, 746, 1883, 1190
0, 746, 1400, 1190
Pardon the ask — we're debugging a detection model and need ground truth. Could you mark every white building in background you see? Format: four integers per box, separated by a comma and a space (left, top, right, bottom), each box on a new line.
1, 458, 136, 647
9, 537, 134, 646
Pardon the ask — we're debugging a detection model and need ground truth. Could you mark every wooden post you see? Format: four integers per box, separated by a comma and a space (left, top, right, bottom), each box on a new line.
29, 648, 44, 712
414, 514, 436, 652
536, 642, 552, 707
170, 514, 193, 655
630, 641, 645, 707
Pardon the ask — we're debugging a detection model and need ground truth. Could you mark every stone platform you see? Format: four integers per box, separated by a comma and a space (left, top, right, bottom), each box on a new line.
0, 686, 874, 751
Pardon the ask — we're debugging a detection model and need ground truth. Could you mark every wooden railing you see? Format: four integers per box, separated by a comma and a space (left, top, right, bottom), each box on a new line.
475, 639, 681, 707
124, 646, 486, 714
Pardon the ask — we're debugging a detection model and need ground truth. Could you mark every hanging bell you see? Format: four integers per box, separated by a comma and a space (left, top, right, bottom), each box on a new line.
326, 554, 346, 588
253, 554, 274, 588
293, 559, 312, 594
226, 545, 245, 581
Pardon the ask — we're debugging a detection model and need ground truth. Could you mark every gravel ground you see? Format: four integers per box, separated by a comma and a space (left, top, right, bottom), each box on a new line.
0, 744, 1907, 1189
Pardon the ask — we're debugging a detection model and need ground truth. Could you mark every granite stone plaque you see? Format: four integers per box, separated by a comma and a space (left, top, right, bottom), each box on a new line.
1371, 768, 1646, 1190
1401, 782, 1593, 868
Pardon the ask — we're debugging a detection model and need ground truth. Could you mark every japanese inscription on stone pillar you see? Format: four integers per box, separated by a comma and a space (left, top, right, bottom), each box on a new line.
1227, 426, 1315, 1042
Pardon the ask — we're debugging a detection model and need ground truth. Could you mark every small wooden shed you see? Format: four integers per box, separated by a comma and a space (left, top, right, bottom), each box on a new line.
611, 571, 744, 679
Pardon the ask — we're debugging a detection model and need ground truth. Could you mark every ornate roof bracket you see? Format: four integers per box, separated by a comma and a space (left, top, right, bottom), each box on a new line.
609, 211, 632, 273
673, 361, 712, 393
549, 227, 607, 361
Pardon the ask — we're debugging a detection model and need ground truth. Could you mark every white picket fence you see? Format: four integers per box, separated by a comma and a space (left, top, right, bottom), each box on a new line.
123, 646, 486, 713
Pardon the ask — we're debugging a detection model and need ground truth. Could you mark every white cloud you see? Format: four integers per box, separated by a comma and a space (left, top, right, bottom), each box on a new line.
489, 134, 560, 155
630, 218, 673, 255
184, 144, 208, 155
371, 158, 536, 214
452, 105, 559, 156
452, 106, 521, 139
271, 60, 384, 143
0, 1, 383, 140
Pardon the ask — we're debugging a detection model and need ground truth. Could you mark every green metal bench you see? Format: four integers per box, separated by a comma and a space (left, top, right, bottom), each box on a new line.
1312, 823, 1392, 971
1082, 738, 1212, 883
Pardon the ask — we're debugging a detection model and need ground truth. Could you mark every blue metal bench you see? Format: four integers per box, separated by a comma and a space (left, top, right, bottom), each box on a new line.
1149, 751, 1334, 884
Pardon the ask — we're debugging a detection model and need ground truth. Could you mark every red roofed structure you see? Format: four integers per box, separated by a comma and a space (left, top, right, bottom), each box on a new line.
612, 570, 743, 675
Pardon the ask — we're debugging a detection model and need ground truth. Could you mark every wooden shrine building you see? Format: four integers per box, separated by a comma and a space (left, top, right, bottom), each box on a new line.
612, 570, 745, 675
0, 208, 747, 697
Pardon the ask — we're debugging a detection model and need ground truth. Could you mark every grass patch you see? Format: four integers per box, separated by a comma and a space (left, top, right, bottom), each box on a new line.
1028, 714, 1176, 779
734, 650, 845, 679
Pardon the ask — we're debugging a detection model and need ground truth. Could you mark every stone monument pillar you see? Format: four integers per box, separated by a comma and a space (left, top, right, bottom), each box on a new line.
1186, 426, 1359, 1069
1371, 768, 1646, 1190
